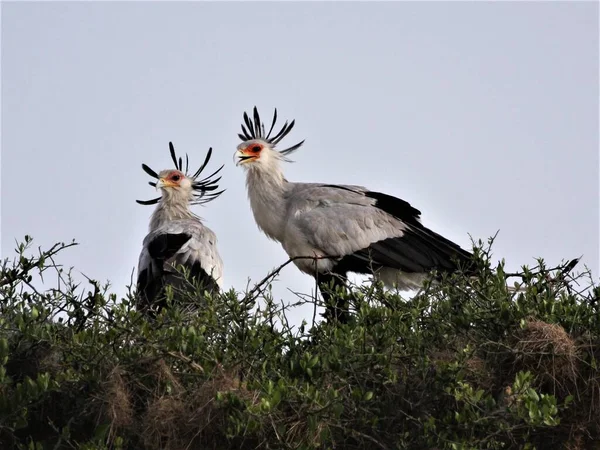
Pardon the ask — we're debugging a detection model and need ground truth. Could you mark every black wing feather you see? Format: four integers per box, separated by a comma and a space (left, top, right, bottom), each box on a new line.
147, 233, 192, 261
339, 229, 472, 276
137, 233, 220, 313
364, 191, 422, 226
330, 189, 473, 275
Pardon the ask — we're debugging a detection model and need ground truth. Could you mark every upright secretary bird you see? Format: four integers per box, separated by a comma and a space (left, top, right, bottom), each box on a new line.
235, 107, 474, 323
136, 142, 225, 313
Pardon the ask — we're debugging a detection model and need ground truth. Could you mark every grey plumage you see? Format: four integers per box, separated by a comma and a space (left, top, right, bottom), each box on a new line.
136, 142, 224, 313
235, 107, 473, 322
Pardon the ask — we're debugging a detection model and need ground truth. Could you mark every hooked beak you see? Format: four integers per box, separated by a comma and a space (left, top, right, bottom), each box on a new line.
235, 149, 256, 166
156, 178, 178, 190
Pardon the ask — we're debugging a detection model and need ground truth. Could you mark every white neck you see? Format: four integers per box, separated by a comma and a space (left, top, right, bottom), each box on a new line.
149, 195, 195, 231
244, 165, 288, 242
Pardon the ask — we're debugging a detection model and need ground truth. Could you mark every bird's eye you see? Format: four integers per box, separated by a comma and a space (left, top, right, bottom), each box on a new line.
251, 145, 261, 153
171, 174, 181, 181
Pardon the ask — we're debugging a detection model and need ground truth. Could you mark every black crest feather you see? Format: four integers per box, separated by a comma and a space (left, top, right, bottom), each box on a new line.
136, 141, 225, 206
238, 107, 305, 156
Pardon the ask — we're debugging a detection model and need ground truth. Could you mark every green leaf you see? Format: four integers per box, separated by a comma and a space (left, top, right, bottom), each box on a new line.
526, 388, 539, 402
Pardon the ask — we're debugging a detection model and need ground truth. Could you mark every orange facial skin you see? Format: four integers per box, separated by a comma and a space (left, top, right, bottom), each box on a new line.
239, 143, 263, 162
159, 170, 185, 187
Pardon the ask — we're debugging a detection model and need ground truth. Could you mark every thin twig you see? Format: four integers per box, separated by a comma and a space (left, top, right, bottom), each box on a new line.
243, 255, 339, 304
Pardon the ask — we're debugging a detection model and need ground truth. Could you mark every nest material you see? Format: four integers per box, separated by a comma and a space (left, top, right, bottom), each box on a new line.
512, 320, 579, 392
103, 367, 134, 429
140, 363, 256, 450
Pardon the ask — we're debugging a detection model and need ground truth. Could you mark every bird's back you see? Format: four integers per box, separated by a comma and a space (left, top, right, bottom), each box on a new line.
280, 181, 473, 281
137, 218, 223, 312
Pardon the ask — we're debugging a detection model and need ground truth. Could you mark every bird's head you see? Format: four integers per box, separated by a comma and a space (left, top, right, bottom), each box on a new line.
155, 169, 193, 199
235, 107, 304, 173
137, 142, 225, 206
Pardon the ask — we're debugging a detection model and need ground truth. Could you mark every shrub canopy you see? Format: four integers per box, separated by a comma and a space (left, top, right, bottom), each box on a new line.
0, 236, 598, 450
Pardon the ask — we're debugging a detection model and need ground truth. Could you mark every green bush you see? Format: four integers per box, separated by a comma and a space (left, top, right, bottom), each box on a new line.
0, 236, 598, 449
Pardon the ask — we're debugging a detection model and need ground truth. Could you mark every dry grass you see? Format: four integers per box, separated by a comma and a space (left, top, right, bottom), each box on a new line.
95, 359, 258, 450
104, 366, 134, 428
464, 355, 495, 391
101, 366, 134, 448
512, 319, 579, 393
139, 362, 257, 450
142, 395, 188, 450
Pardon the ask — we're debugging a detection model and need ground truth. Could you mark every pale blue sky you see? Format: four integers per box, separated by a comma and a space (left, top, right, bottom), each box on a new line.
2, 2, 598, 326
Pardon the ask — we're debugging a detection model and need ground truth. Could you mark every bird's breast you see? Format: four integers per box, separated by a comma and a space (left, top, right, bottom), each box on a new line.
282, 240, 336, 275
247, 191, 287, 242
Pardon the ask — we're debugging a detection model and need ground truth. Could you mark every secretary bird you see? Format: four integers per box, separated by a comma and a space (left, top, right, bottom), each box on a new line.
136, 142, 225, 313
235, 107, 474, 323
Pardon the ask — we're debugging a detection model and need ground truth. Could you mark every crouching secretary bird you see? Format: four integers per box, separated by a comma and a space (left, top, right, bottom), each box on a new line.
235, 107, 474, 323
136, 142, 225, 314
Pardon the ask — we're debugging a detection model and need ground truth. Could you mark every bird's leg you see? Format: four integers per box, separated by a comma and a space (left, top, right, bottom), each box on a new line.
317, 272, 350, 324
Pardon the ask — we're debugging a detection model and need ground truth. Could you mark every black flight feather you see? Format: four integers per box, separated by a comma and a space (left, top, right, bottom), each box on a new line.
136, 236, 220, 313
364, 191, 422, 226
147, 233, 192, 261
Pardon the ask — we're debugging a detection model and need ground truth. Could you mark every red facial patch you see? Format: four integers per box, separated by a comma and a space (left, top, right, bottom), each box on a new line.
168, 171, 184, 182
247, 144, 263, 154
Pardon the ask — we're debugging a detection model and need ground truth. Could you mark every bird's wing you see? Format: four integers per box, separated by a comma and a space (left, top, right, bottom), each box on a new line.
137, 234, 187, 307
137, 244, 160, 303
355, 190, 473, 272
283, 183, 471, 274
138, 219, 223, 291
